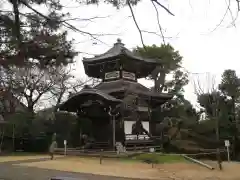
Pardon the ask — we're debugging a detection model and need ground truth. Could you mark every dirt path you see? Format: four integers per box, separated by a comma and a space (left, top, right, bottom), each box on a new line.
0, 156, 140, 180
15, 156, 240, 180
155, 162, 240, 180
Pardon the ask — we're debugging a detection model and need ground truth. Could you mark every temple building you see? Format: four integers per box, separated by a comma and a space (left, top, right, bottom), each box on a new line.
59, 39, 173, 150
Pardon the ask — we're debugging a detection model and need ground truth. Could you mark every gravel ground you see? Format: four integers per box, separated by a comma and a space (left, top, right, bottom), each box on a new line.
0, 158, 142, 180
1, 155, 240, 180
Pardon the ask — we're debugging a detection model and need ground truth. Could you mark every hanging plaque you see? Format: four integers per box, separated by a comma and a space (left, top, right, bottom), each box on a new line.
122, 71, 136, 80
105, 71, 120, 80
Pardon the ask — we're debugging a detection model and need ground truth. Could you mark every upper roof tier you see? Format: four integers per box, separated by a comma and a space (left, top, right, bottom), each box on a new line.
82, 39, 162, 79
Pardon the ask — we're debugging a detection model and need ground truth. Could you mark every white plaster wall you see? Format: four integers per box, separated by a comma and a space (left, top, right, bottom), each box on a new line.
124, 121, 149, 134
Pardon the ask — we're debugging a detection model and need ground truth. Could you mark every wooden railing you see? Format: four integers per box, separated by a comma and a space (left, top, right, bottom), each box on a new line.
125, 134, 150, 140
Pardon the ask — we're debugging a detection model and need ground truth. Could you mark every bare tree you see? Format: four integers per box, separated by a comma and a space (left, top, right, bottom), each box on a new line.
0, 67, 26, 116
50, 67, 75, 112
126, 0, 175, 48
49, 73, 101, 112
71, 76, 101, 93
193, 73, 222, 170
5, 63, 63, 113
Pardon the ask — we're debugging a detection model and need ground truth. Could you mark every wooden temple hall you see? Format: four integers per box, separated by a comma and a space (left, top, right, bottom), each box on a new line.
59, 39, 173, 150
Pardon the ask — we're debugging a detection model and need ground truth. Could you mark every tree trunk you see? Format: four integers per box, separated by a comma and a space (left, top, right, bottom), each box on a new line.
27, 105, 34, 114
215, 117, 222, 170
152, 66, 166, 93
54, 91, 64, 112
232, 97, 237, 127
27, 101, 35, 125
157, 71, 166, 92
154, 78, 158, 92
12, 0, 21, 43
232, 96, 238, 159
154, 71, 166, 93
214, 102, 222, 170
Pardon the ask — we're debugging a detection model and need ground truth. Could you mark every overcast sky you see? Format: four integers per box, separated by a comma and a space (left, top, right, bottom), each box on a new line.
61, 0, 240, 107
3, 0, 240, 108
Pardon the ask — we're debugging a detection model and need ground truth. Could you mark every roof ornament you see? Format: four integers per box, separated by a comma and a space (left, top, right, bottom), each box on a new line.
117, 38, 122, 43
115, 38, 124, 47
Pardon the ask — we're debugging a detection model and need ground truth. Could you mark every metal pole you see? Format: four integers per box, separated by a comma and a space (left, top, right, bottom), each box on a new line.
12, 124, 15, 152
100, 149, 103, 164
227, 146, 230, 162
112, 115, 116, 150
64, 140, 67, 156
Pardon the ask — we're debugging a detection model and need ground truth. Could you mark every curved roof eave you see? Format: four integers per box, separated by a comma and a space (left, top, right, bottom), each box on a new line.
123, 50, 161, 64
73, 89, 122, 102
95, 80, 173, 99
82, 53, 161, 65
82, 39, 162, 65
58, 88, 122, 111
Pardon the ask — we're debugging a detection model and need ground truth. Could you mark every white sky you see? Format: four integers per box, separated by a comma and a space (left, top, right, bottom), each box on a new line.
60, 0, 240, 107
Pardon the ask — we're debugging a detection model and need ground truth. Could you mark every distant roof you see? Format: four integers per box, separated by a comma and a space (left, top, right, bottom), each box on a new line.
59, 86, 122, 112
95, 79, 173, 99
82, 38, 160, 64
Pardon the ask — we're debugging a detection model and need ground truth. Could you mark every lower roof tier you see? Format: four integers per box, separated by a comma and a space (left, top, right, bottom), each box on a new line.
58, 80, 173, 113
58, 87, 122, 112
94, 79, 173, 100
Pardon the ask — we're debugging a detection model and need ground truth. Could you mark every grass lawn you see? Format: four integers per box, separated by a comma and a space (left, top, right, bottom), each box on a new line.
2, 152, 46, 156
121, 153, 186, 164
0, 153, 63, 163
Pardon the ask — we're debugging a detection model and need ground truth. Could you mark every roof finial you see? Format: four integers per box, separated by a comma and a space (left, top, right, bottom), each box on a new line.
117, 38, 122, 43
115, 38, 124, 47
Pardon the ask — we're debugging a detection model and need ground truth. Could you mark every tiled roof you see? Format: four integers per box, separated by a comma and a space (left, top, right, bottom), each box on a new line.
95, 79, 173, 99
82, 39, 160, 64
59, 87, 122, 112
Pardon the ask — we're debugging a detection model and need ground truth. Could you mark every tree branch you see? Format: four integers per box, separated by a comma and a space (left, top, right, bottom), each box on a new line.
151, 0, 175, 16
19, 0, 111, 46
236, 0, 240, 11
126, 0, 145, 48
208, 0, 230, 33
141, 30, 179, 39
226, 0, 238, 27
151, 0, 166, 44
61, 15, 112, 23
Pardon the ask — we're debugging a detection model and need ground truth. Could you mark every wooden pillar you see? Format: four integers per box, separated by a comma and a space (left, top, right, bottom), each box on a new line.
147, 97, 153, 136
112, 115, 116, 150
109, 107, 116, 150
120, 103, 126, 144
